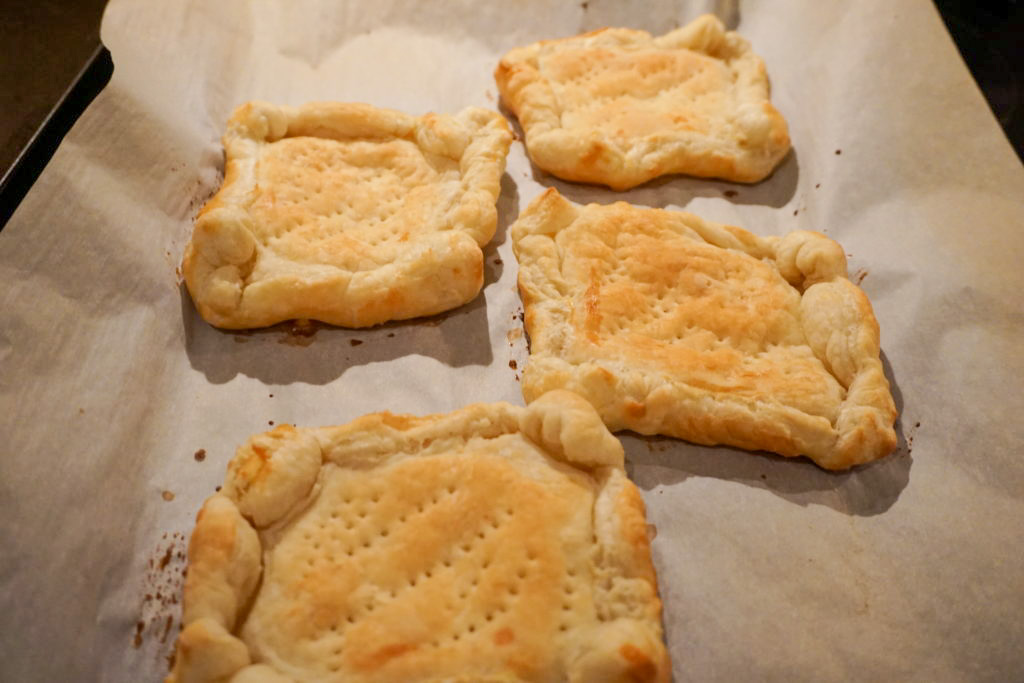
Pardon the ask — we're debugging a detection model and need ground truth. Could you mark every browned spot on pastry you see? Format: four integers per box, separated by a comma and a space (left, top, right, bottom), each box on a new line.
291, 319, 317, 336
279, 319, 319, 346
625, 401, 646, 419
194, 449, 206, 462
379, 413, 418, 430
162, 491, 175, 502
620, 644, 657, 679
509, 360, 518, 370
358, 642, 417, 669
580, 141, 609, 169
724, 190, 738, 198
350, 339, 364, 346
494, 627, 515, 645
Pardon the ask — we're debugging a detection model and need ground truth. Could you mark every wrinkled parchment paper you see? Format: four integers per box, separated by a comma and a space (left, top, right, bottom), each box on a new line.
2, 0, 1023, 680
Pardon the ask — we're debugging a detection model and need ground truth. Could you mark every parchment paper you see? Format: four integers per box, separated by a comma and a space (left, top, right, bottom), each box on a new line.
2, 1, 1023, 681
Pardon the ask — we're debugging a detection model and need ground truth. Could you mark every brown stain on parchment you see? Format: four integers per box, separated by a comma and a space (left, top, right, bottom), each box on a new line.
135, 532, 187, 665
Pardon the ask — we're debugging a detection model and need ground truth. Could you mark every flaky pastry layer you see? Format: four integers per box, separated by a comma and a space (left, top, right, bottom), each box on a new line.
168, 391, 669, 683
184, 101, 512, 329
495, 14, 790, 190
511, 189, 897, 470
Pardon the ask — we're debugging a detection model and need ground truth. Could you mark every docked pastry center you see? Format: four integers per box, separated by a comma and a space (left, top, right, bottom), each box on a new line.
248, 136, 461, 271
564, 209, 844, 420
240, 442, 596, 679
543, 48, 732, 139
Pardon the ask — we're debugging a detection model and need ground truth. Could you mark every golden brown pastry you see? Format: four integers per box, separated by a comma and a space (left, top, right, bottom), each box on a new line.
511, 189, 898, 470
495, 14, 790, 190
183, 101, 512, 329
168, 391, 670, 682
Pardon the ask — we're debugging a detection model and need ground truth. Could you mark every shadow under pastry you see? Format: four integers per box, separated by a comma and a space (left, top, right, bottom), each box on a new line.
624, 350, 911, 518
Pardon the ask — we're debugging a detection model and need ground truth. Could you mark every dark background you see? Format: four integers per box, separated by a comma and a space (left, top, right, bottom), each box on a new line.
0, 0, 1021, 227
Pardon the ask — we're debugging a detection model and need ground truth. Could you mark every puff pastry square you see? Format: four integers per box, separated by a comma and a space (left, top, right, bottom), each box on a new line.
168, 391, 670, 683
183, 101, 512, 329
511, 189, 897, 470
495, 14, 790, 190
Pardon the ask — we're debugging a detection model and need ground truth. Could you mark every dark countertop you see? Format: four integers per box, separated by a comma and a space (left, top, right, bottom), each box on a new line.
0, 0, 109, 173
0, 1, 1020, 227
